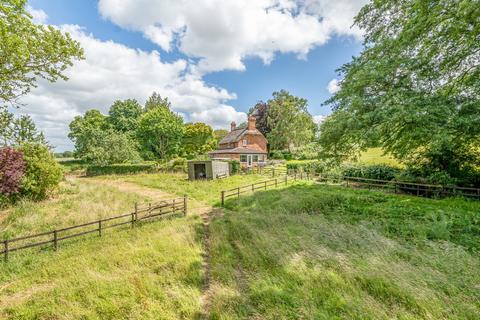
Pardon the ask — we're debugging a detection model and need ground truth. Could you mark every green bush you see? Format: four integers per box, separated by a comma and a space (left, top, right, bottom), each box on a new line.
286, 160, 326, 174
19, 143, 63, 199
270, 151, 284, 160
342, 164, 400, 181
86, 163, 155, 176
157, 157, 187, 172
229, 160, 240, 174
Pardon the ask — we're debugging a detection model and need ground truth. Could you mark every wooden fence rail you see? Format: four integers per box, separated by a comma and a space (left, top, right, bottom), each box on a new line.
1, 196, 187, 262
221, 176, 291, 206
311, 174, 480, 199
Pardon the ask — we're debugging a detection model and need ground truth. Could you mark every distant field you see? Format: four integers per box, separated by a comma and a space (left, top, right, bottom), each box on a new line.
357, 147, 401, 166
208, 183, 480, 319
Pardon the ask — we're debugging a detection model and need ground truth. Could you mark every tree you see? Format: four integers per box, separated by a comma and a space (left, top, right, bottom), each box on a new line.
68, 110, 109, 159
0, 0, 84, 105
0, 147, 25, 196
81, 131, 141, 165
266, 90, 315, 151
182, 122, 216, 158
107, 99, 142, 133
144, 92, 171, 111
249, 101, 270, 137
0, 108, 48, 147
136, 106, 184, 159
320, 0, 480, 178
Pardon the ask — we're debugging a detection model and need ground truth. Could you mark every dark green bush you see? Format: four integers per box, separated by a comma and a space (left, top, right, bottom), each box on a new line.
86, 163, 155, 176
342, 164, 400, 181
270, 151, 284, 160
286, 161, 326, 174
229, 160, 240, 174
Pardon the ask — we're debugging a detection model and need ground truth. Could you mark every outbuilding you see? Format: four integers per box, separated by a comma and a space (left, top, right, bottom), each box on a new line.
187, 160, 230, 180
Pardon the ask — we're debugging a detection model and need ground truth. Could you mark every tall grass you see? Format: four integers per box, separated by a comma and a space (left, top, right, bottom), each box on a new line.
208, 183, 480, 319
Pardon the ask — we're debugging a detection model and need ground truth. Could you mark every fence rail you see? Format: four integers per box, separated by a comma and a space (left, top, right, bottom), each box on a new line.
313, 175, 480, 199
1, 196, 187, 262
221, 176, 291, 206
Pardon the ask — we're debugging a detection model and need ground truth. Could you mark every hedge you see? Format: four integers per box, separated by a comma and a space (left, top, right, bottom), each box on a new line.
86, 163, 155, 176
341, 164, 400, 181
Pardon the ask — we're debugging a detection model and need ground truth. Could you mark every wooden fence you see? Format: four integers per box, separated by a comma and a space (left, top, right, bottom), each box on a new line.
1, 196, 187, 262
220, 176, 291, 206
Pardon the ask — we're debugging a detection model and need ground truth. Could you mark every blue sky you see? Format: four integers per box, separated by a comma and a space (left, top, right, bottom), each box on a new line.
24, 0, 365, 151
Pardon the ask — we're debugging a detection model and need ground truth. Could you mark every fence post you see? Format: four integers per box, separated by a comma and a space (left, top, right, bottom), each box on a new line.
394, 182, 398, 194
98, 220, 102, 237
346, 178, 349, 188
237, 187, 240, 198
3, 240, 8, 262
53, 230, 58, 251
264, 181, 267, 190
132, 203, 137, 228
272, 168, 275, 177
183, 195, 187, 216
275, 178, 278, 188
294, 172, 297, 181
285, 175, 288, 185
173, 198, 176, 213
416, 184, 420, 196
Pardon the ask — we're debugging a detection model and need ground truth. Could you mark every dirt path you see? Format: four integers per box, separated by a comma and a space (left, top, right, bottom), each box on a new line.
88, 177, 220, 319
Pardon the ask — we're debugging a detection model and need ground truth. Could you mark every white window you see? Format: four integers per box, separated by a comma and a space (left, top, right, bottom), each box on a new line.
253, 155, 259, 162
243, 139, 247, 146
240, 155, 247, 162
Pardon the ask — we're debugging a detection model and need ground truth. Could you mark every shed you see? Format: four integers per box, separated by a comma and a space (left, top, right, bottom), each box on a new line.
187, 160, 230, 180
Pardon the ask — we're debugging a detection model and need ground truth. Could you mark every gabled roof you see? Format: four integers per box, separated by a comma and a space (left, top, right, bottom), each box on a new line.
219, 127, 266, 145
219, 127, 246, 144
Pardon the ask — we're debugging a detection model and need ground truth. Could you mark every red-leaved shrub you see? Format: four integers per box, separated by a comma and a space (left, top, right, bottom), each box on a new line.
0, 147, 26, 196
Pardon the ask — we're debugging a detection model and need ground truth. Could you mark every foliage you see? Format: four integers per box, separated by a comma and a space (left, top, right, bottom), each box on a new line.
144, 92, 171, 111
0, 0, 84, 105
228, 160, 240, 174
18, 143, 63, 199
269, 150, 284, 160
286, 160, 328, 174
68, 109, 110, 159
267, 90, 315, 151
0, 147, 25, 196
320, 0, 480, 178
182, 122, 216, 158
290, 142, 319, 160
0, 107, 48, 147
107, 99, 142, 134
80, 131, 141, 165
136, 106, 184, 159
85, 163, 155, 176
341, 164, 400, 181
157, 157, 188, 172
248, 101, 270, 137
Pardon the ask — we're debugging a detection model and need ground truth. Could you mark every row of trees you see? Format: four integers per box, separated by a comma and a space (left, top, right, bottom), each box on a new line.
69, 93, 222, 164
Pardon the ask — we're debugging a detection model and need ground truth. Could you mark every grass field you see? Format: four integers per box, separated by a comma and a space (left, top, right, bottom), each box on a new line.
208, 183, 480, 319
1, 172, 479, 319
358, 148, 402, 167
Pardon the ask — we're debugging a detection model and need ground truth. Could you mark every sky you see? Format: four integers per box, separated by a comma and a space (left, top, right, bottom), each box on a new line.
20, 0, 366, 151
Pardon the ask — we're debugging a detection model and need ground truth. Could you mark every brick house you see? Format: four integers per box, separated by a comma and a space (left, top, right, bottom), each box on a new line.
209, 116, 268, 168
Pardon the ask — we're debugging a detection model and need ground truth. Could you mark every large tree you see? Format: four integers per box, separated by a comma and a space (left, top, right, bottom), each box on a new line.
182, 122, 216, 158
0, 0, 84, 105
136, 106, 184, 159
320, 0, 480, 176
144, 92, 171, 111
248, 101, 270, 137
68, 110, 110, 159
0, 107, 48, 147
107, 99, 142, 134
266, 90, 315, 151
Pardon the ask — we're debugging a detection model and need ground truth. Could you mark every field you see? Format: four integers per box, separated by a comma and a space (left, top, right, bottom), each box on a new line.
1, 172, 479, 319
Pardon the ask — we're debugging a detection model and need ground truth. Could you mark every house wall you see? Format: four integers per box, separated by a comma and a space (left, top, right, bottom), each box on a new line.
238, 133, 267, 152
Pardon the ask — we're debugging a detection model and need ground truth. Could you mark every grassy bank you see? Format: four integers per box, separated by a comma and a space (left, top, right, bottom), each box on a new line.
208, 183, 480, 319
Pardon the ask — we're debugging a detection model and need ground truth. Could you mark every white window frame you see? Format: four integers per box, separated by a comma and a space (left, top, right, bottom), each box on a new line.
243, 139, 247, 146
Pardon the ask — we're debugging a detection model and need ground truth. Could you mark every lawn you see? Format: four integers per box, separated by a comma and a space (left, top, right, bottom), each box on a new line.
208, 182, 480, 319
357, 147, 402, 167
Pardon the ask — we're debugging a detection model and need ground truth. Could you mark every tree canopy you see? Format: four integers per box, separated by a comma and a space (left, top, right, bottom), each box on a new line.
320, 0, 480, 177
0, 0, 84, 105
107, 99, 142, 134
182, 122, 216, 158
267, 90, 315, 151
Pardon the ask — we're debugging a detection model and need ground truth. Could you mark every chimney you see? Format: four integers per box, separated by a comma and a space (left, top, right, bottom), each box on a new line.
248, 116, 256, 130
230, 121, 236, 131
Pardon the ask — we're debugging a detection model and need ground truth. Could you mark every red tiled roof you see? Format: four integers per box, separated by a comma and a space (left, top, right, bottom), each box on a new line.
208, 147, 267, 155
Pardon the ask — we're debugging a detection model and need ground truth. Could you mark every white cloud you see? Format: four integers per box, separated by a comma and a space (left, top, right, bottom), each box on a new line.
17, 25, 246, 150
327, 78, 340, 94
313, 115, 326, 124
27, 5, 48, 24
98, 0, 367, 73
